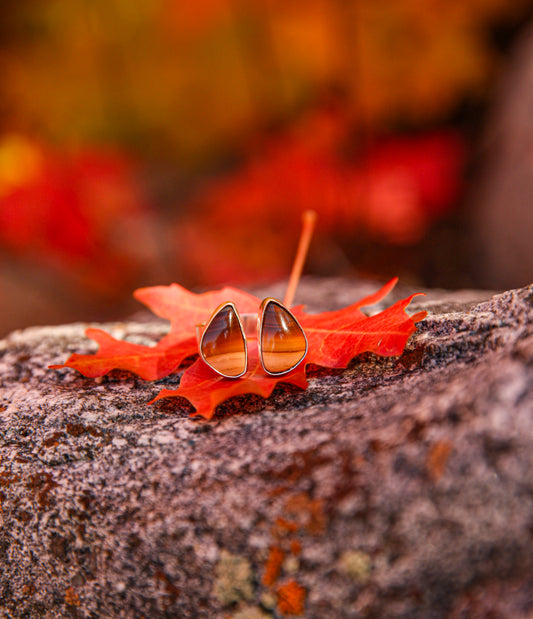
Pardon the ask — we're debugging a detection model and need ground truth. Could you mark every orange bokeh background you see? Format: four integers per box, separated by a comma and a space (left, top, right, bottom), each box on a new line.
0, 0, 531, 333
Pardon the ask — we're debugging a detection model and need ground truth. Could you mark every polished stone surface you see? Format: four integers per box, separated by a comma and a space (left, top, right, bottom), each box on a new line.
201, 304, 247, 377
260, 300, 307, 375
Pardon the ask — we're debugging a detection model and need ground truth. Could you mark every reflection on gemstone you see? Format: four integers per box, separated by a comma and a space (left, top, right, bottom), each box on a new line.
260, 299, 307, 375
200, 304, 247, 377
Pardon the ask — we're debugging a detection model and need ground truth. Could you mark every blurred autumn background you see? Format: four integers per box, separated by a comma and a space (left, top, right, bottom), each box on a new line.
1, 0, 533, 335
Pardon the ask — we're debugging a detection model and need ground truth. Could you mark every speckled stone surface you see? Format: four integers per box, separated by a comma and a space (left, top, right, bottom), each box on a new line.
0, 279, 532, 618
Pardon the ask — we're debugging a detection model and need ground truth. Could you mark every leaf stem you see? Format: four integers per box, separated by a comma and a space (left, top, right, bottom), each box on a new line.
283, 210, 317, 307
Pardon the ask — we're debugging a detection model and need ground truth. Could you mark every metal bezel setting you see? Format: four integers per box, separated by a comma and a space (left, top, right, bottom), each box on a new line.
199, 302, 247, 379
257, 297, 308, 376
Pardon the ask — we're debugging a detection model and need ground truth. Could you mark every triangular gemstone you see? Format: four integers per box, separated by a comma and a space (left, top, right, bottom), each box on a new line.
259, 299, 307, 375
200, 303, 247, 378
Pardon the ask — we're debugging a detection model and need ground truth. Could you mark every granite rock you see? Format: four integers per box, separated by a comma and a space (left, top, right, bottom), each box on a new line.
0, 279, 532, 618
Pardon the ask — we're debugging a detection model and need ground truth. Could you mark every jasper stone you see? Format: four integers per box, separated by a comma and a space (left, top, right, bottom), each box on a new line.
259, 299, 307, 374
200, 303, 247, 377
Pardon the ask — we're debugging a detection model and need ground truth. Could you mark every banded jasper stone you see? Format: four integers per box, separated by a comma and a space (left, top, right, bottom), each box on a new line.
200, 303, 247, 378
260, 299, 307, 375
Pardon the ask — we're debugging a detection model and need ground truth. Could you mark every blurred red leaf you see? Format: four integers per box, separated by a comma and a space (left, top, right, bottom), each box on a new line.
0, 137, 151, 296
53, 278, 426, 420
177, 121, 465, 284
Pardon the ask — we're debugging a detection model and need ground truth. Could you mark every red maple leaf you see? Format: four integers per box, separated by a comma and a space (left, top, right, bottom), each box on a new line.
50, 284, 260, 380
133, 284, 259, 347
51, 327, 198, 381
151, 343, 309, 418
51, 278, 426, 420
295, 277, 427, 368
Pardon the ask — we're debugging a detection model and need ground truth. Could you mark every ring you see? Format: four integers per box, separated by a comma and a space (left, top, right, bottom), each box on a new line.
197, 299, 307, 378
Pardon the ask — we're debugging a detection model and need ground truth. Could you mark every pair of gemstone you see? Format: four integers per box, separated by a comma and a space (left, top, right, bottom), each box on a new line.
198, 298, 308, 378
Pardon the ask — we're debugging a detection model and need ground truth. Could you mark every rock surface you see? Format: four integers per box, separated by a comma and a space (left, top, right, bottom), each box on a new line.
0, 278, 532, 618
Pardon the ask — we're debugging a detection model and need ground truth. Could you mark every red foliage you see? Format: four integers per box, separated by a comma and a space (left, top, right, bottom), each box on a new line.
295, 277, 427, 368
151, 343, 309, 416
133, 284, 259, 347
52, 278, 426, 420
176, 113, 464, 284
51, 284, 260, 380
0, 138, 150, 296
53, 327, 197, 381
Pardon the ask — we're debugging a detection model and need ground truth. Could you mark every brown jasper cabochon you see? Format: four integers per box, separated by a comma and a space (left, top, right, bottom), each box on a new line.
200, 304, 246, 377
260, 300, 307, 374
